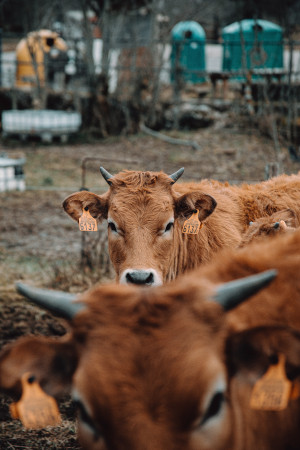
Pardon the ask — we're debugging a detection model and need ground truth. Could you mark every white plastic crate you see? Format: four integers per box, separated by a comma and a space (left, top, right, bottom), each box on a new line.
2, 110, 82, 142
0, 157, 26, 192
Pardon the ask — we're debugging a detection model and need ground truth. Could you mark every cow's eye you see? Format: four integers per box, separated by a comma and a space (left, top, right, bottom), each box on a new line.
74, 399, 103, 441
200, 391, 225, 426
108, 221, 117, 233
164, 221, 174, 233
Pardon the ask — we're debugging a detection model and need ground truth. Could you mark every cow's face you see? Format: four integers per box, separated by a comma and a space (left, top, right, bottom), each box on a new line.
106, 181, 176, 286
69, 292, 231, 450
63, 170, 217, 286
73, 339, 231, 450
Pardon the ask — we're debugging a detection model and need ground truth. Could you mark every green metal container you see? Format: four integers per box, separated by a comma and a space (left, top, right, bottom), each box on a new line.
171, 21, 206, 84
222, 19, 283, 76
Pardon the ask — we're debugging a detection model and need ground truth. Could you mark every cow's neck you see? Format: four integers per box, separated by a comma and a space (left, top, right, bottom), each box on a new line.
167, 224, 208, 281
167, 216, 243, 282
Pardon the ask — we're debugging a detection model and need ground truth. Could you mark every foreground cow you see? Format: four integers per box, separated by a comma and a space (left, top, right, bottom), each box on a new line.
2, 230, 300, 449
63, 168, 300, 286
239, 208, 298, 247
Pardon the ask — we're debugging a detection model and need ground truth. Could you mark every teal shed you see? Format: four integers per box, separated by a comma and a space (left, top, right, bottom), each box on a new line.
171, 21, 206, 83
222, 19, 283, 74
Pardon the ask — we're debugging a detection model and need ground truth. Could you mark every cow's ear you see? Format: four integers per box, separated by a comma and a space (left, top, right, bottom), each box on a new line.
175, 191, 217, 221
276, 208, 298, 228
0, 336, 78, 399
226, 326, 300, 382
63, 191, 108, 222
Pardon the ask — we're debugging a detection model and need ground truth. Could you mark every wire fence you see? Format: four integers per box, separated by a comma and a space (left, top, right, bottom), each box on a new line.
2, 37, 300, 84
1, 35, 300, 144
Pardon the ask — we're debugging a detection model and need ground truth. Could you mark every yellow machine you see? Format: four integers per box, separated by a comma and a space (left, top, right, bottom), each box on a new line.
16, 29, 68, 87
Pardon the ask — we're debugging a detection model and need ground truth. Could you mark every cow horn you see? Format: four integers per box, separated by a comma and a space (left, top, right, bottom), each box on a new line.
15, 282, 85, 320
169, 167, 184, 184
100, 166, 113, 185
213, 269, 277, 311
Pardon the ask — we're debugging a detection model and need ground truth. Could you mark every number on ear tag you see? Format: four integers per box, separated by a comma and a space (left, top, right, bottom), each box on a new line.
79, 208, 98, 232
250, 354, 292, 411
182, 209, 203, 235
10, 373, 61, 429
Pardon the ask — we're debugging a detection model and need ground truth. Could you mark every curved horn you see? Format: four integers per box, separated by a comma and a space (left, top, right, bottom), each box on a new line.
169, 167, 184, 184
213, 269, 277, 311
100, 166, 114, 185
15, 282, 85, 320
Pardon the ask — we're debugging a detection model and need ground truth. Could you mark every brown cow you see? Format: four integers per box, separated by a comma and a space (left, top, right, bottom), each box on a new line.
2, 230, 300, 449
239, 208, 298, 247
63, 168, 300, 286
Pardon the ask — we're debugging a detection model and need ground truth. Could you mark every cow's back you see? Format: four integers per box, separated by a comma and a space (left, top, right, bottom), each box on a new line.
177, 228, 300, 331
231, 173, 300, 227
175, 174, 300, 231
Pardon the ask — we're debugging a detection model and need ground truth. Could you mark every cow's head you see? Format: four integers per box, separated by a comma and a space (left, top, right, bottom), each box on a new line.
63, 168, 217, 286
0, 271, 284, 450
239, 208, 298, 247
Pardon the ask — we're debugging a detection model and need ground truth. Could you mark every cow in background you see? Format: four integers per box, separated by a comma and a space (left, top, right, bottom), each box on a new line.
63, 168, 300, 286
239, 208, 298, 247
2, 230, 300, 449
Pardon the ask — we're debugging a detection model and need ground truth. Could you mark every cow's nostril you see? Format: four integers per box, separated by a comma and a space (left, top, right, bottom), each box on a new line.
145, 272, 154, 284
126, 271, 154, 285
126, 272, 135, 284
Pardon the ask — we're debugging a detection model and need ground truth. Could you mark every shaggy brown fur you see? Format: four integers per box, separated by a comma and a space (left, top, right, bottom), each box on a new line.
2, 230, 300, 449
63, 170, 300, 284
239, 208, 298, 247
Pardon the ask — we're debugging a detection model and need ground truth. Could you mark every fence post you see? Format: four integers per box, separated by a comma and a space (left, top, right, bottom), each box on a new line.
265, 162, 280, 180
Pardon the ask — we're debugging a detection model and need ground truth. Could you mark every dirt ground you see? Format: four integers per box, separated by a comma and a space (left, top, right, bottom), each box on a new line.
1, 120, 300, 448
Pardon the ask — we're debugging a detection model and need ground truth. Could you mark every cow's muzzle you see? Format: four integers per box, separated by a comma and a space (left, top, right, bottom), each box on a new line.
120, 269, 162, 286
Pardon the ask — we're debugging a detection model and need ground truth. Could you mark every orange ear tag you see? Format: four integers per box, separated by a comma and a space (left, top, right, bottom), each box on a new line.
10, 373, 61, 429
79, 208, 98, 232
250, 354, 292, 411
182, 209, 203, 235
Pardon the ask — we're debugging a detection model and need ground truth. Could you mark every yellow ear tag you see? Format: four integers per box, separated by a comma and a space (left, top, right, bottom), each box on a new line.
10, 373, 61, 429
250, 354, 292, 411
182, 209, 203, 235
79, 208, 98, 232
